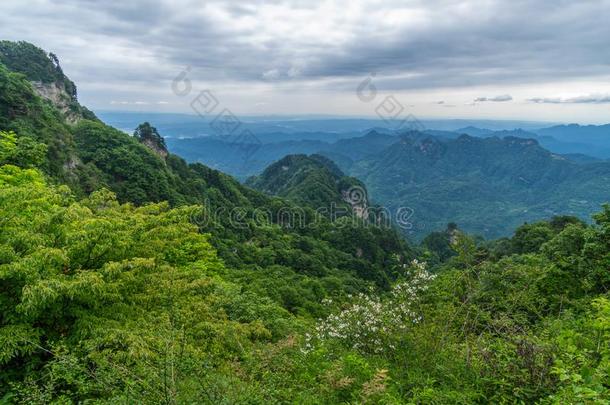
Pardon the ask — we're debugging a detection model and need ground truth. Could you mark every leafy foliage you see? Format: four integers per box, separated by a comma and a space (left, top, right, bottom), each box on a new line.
0, 40, 76, 96
246, 153, 367, 215
134, 121, 168, 155
1, 40, 609, 404
0, 167, 294, 402
0, 130, 46, 168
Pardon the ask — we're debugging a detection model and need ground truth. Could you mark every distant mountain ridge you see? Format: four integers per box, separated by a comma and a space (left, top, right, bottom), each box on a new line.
537, 123, 610, 144
459, 125, 610, 159
165, 129, 455, 179
0, 40, 413, 288
161, 124, 610, 238
100, 111, 556, 137
157, 120, 610, 181
349, 132, 610, 238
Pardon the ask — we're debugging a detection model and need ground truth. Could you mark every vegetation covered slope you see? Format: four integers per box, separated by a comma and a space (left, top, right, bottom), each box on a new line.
246, 154, 367, 213
167, 126, 610, 238
0, 40, 96, 123
0, 40, 77, 95
2, 145, 609, 403
351, 133, 610, 239
0, 40, 414, 300
1, 41, 609, 404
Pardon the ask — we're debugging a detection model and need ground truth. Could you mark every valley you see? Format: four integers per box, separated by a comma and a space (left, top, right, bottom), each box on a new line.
1, 32, 609, 404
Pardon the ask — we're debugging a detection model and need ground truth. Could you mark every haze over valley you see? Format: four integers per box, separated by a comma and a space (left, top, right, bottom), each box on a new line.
1, 1, 610, 403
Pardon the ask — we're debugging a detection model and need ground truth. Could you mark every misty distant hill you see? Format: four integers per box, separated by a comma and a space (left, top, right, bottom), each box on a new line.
349, 133, 610, 238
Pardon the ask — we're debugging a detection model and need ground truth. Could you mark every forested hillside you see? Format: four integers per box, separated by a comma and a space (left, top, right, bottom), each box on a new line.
246, 154, 368, 214
1, 41, 609, 404
351, 133, 610, 239
163, 124, 610, 238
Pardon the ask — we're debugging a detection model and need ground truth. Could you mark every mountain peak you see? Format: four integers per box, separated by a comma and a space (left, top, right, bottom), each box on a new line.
0, 40, 95, 123
457, 133, 475, 142
134, 122, 168, 158
247, 154, 370, 217
503, 135, 539, 147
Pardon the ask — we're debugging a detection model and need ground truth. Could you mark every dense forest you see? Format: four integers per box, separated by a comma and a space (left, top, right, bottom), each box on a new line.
348, 133, 610, 239
1, 41, 609, 403
163, 126, 610, 239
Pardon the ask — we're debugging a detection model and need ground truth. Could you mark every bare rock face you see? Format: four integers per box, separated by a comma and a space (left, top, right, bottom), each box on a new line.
141, 137, 169, 158
31, 81, 82, 124
341, 187, 369, 220
134, 122, 169, 159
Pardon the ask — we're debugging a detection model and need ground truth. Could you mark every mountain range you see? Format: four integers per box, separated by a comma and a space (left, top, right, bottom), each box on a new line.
151, 121, 610, 181
349, 133, 610, 238
0, 40, 412, 287
3, 40, 610, 404
137, 122, 610, 238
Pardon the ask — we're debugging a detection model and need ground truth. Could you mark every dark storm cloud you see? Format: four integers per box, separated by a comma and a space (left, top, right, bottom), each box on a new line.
2, 0, 609, 103
301, 1, 610, 90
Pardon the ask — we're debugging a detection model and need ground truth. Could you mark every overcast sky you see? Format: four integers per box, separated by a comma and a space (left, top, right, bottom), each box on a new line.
2, 0, 610, 123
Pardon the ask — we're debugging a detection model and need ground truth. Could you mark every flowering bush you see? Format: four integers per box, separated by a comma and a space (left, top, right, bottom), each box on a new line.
304, 260, 435, 355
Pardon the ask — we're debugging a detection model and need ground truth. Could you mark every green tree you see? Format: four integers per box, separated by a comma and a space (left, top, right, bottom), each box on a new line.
0, 130, 47, 168
512, 221, 554, 254
134, 122, 167, 152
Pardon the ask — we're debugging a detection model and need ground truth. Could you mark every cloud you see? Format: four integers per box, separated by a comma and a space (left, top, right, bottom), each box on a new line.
2, 0, 610, 117
474, 95, 513, 102
4, 1, 610, 86
262, 69, 281, 81
529, 94, 610, 104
